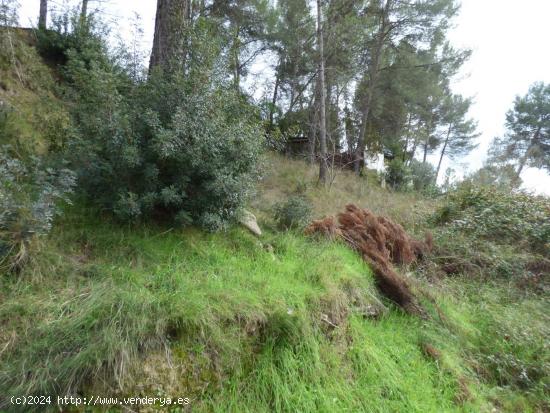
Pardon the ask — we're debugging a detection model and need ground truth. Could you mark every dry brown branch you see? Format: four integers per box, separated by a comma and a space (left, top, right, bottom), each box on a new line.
306, 204, 433, 315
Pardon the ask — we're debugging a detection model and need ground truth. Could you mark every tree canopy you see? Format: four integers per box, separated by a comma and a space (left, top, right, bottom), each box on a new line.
490, 82, 550, 180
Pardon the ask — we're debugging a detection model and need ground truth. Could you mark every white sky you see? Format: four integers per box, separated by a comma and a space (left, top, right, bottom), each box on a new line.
441, 0, 550, 194
16, 0, 550, 195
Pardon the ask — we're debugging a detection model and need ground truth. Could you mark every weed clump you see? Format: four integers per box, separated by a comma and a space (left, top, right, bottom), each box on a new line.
273, 195, 313, 230
306, 204, 432, 314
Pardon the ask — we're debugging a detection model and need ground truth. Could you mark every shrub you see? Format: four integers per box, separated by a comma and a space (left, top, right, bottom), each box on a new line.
385, 159, 438, 192
36, 8, 110, 69
409, 160, 437, 192
274, 195, 312, 230
62, 18, 263, 231
0, 147, 75, 271
433, 183, 550, 255
385, 159, 411, 190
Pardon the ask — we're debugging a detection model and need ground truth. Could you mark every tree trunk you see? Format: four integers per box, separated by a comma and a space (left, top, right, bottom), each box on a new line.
422, 137, 429, 163
354, 0, 393, 175
268, 70, 280, 130
354, 82, 374, 174
80, 0, 88, 22
309, 76, 321, 165
326, 79, 332, 151
516, 156, 527, 178
149, 0, 191, 74
422, 114, 434, 164
308, 102, 318, 164
232, 24, 241, 91
515, 126, 541, 181
316, 0, 327, 185
409, 137, 418, 165
344, 107, 354, 158
513, 151, 529, 187
38, 0, 47, 29
435, 124, 452, 183
402, 113, 412, 161
516, 125, 542, 178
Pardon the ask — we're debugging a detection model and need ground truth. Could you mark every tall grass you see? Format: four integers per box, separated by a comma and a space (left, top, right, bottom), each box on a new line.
1, 206, 383, 408
254, 153, 436, 233
1, 157, 548, 412
0, 206, 476, 412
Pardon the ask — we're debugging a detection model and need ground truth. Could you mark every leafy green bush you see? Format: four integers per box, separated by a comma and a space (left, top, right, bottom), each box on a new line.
274, 195, 312, 230
36, 9, 110, 69
385, 158, 411, 190
433, 184, 550, 255
409, 160, 437, 192
0, 147, 75, 271
385, 159, 437, 192
61, 17, 263, 231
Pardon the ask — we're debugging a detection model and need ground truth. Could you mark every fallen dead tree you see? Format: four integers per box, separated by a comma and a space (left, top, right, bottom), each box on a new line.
305, 204, 432, 315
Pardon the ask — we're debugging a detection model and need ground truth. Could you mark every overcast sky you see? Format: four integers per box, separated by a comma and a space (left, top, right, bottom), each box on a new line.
17, 0, 550, 195
444, 0, 550, 194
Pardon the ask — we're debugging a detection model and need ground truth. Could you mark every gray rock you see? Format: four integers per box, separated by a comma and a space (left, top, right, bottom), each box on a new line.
239, 209, 262, 236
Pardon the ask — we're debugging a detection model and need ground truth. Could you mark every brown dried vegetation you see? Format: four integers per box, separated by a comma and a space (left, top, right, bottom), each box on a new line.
306, 204, 433, 315
420, 342, 442, 361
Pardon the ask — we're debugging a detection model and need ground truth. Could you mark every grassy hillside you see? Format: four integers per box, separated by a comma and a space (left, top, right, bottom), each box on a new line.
0, 206, 452, 412
0, 28, 70, 155
0, 31, 548, 412
254, 154, 435, 232
1, 155, 548, 412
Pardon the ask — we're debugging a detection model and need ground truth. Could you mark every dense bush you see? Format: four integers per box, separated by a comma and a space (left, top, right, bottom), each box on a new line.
61, 18, 263, 231
36, 8, 111, 69
273, 195, 312, 230
384, 159, 437, 192
0, 147, 75, 271
385, 158, 411, 190
409, 160, 437, 192
433, 184, 550, 255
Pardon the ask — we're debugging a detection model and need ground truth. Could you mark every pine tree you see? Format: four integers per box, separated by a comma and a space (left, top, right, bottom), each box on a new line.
352, 0, 460, 174
435, 94, 479, 182
39, 0, 47, 29
210, 0, 273, 91
316, 0, 327, 184
149, 0, 191, 73
493, 82, 550, 180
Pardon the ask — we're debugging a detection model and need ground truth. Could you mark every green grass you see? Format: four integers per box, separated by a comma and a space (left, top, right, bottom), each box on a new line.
1, 158, 548, 412
0, 205, 488, 412
0, 206, 378, 409
0, 28, 70, 155
1, 170, 549, 412
432, 280, 550, 412
253, 153, 436, 233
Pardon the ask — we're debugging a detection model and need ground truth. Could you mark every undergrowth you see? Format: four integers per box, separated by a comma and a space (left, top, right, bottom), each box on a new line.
0, 205, 487, 412
433, 184, 550, 255
1, 154, 548, 412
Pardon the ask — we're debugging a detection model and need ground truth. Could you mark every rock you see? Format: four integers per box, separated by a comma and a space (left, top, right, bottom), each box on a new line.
239, 209, 262, 236
359, 303, 387, 319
